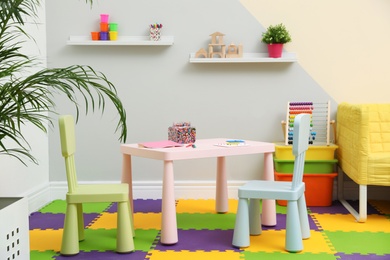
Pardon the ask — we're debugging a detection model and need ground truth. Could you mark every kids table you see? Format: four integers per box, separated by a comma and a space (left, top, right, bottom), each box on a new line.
120, 138, 276, 244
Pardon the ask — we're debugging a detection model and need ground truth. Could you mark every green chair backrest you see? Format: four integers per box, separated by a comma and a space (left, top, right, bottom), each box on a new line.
59, 115, 78, 194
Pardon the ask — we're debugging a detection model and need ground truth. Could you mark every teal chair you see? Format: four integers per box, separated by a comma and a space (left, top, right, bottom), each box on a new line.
59, 115, 134, 255
232, 114, 311, 252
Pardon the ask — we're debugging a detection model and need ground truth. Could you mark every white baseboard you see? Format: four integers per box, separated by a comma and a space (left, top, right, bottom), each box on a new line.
24, 179, 389, 214
20, 183, 52, 213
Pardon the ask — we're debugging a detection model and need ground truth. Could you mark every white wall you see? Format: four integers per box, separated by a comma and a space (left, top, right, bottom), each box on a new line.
46, 0, 337, 185
0, 1, 49, 201
241, 0, 390, 103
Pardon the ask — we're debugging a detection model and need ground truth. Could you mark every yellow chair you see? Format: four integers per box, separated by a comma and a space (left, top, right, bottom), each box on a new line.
59, 115, 134, 255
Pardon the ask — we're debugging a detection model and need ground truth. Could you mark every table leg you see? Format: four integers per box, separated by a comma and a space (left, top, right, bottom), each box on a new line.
216, 156, 228, 213
261, 152, 277, 226
121, 154, 133, 212
161, 160, 178, 244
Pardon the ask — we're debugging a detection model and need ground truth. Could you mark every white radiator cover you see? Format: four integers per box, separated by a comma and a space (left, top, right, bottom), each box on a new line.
0, 197, 30, 260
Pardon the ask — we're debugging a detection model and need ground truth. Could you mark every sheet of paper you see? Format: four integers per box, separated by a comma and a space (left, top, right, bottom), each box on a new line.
138, 140, 184, 149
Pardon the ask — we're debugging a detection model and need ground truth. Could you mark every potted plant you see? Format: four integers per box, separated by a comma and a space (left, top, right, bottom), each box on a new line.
0, 0, 125, 256
261, 23, 292, 58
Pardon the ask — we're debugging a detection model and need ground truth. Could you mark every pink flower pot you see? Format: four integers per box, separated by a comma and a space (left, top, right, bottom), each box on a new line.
267, 43, 283, 58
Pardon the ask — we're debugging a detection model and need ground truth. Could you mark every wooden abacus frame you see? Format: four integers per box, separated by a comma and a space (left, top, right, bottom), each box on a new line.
282, 101, 333, 146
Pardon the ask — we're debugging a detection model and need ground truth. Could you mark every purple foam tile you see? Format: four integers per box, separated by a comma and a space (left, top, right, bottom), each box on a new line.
106, 199, 162, 213
134, 199, 162, 213
309, 200, 351, 214
336, 253, 390, 259
262, 214, 318, 231
29, 212, 99, 230
54, 250, 147, 259
309, 200, 380, 214
154, 229, 241, 252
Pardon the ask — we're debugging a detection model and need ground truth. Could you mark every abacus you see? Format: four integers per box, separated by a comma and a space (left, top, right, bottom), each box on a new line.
283, 101, 331, 146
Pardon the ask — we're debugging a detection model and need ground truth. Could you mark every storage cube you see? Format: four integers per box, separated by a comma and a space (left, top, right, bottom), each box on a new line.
275, 171, 337, 206
274, 158, 338, 173
0, 197, 30, 260
274, 142, 338, 160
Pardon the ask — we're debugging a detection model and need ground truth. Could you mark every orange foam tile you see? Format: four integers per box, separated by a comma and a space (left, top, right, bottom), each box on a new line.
242, 230, 334, 254
312, 213, 390, 232
29, 229, 62, 252
147, 250, 241, 260
134, 213, 162, 230
88, 212, 162, 230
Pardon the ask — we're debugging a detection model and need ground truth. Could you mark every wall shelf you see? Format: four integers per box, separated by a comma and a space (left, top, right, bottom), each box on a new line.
67, 35, 174, 46
189, 52, 297, 63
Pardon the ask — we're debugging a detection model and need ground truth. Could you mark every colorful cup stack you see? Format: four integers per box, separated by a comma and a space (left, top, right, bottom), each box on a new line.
150, 23, 163, 41
91, 14, 118, 41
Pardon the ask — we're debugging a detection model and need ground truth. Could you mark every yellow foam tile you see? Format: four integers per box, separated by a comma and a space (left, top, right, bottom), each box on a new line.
88, 212, 162, 230
134, 213, 161, 230
370, 200, 390, 214
176, 199, 238, 214
147, 250, 241, 260
29, 229, 62, 252
312, 213, 390, 232
242, 230, 334, 254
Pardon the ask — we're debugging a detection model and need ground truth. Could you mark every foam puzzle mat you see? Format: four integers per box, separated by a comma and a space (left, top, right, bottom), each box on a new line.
29, 199, 390, 259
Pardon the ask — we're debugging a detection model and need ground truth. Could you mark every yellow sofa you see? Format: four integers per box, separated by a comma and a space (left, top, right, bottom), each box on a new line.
336, 103, 390, 222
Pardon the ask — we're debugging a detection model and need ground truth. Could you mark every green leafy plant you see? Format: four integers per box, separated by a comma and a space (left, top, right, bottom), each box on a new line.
261, 23, 292, 44
0, 0, 127, 165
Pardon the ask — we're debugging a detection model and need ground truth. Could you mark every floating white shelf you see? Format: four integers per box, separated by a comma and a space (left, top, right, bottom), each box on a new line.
67, 35, 174, 46
189, 52, 297, 63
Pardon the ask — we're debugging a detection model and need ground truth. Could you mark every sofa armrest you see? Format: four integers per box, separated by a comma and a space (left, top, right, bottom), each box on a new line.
336, 103, 390, 185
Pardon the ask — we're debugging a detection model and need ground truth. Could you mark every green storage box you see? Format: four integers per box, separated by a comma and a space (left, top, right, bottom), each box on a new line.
274, 158, 338, 173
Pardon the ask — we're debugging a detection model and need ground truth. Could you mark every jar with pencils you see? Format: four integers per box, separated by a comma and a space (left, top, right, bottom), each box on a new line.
150, 23, 163, 41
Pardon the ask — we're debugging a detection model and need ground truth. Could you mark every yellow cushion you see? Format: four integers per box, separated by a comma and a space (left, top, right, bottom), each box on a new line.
337, 103, 390, 186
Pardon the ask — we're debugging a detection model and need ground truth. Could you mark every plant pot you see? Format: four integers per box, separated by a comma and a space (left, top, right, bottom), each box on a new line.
267, 43, 283, 58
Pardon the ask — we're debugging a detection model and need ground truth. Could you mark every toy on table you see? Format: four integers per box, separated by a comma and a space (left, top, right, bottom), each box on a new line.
168, 122, 196, 144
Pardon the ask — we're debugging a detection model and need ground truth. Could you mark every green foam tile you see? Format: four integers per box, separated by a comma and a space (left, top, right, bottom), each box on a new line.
79, 229, 118, 252
39, 200, 111, 214
134, 229, 160, 251
38, 199, 67, 213
77, 228, 159, 252
30, 250, 58, 259
177, 213, 236, 230
324, 230, 390, 255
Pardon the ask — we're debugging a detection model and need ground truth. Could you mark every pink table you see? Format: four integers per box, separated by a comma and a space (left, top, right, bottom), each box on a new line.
120, 138, 276, 245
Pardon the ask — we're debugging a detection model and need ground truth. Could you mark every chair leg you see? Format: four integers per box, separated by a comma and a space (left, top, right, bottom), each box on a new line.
285, 200, 303, 253
297, 194, 310, 239
232, 198, 250, 248
76, 203, 85, 241
249, 199, 262, 235
128, 201, 135, 238
339, 169, 368, 222
116, 201, 135, 253
61, 203, 79, 255
358, 185, 367, 222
